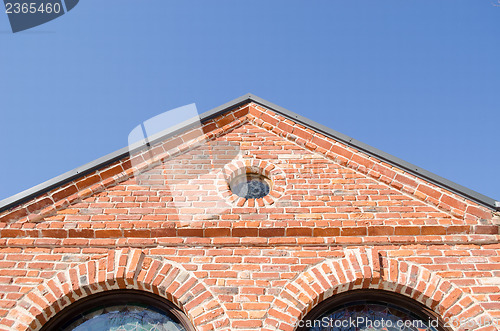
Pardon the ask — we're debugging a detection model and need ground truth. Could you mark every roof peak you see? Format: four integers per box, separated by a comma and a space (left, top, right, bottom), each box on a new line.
0, 93, 498, 212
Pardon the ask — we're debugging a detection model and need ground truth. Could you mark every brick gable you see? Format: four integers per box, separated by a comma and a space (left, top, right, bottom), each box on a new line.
1, 102, 496, 238
0, 96, 499, 330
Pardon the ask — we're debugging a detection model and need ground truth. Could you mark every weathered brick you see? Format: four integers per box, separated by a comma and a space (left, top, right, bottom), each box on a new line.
0, 99, 496, 331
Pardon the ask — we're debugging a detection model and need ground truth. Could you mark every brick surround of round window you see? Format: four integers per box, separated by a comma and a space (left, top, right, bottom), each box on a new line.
218, 158, 286, 207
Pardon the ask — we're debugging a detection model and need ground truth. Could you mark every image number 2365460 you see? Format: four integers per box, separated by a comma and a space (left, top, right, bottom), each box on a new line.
3, 0, 79, 33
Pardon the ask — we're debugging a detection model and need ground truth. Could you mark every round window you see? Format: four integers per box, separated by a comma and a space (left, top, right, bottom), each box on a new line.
229, 173, 271, 199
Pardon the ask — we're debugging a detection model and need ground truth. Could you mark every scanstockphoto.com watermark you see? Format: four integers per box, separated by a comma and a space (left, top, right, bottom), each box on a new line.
127, 103, 242, 217
442, 315, 500, 329
296, 317, 438, 330
296, 316, 500, 330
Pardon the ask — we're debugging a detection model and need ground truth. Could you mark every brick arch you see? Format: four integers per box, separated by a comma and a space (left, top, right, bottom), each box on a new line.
4, 249, 229, 331
266, 248, 493, 331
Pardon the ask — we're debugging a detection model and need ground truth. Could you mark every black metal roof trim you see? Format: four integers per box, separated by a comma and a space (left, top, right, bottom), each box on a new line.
0, 93, 498, 213
246, 94, 498, 211
0, 109, 216, 213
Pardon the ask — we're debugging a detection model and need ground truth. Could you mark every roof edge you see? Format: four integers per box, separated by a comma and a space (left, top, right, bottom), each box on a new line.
0, 95, 255, 213
246, 94, 498, 211
0, 93, 498, 212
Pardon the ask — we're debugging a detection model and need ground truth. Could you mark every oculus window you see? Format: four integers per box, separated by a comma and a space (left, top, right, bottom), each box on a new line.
229, 173, 271, 199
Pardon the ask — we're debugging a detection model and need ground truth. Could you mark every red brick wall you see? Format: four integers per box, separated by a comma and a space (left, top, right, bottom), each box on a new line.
0, 102, 499, 330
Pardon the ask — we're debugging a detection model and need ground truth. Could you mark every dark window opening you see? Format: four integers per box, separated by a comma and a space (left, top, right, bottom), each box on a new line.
229, 173, 271, 199
297, 290, 450, 331
40, 289, 194, 331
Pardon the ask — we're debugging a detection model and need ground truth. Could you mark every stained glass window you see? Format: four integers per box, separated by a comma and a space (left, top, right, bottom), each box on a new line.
41, 290, 193, 331
305, 301, 439, 331
230, 173, 271, 199
62, 304, 186, 331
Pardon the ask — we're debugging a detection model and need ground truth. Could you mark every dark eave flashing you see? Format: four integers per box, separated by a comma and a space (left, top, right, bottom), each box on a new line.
248, 95, 499, 211
0, 93, 498, 213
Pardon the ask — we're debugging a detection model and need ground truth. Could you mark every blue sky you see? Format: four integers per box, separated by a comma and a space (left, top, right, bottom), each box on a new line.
1, 0, 499, 202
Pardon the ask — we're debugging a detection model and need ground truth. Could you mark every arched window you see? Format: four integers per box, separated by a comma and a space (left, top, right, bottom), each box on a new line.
41, 289, 194, 331
297, 290, 449, 331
